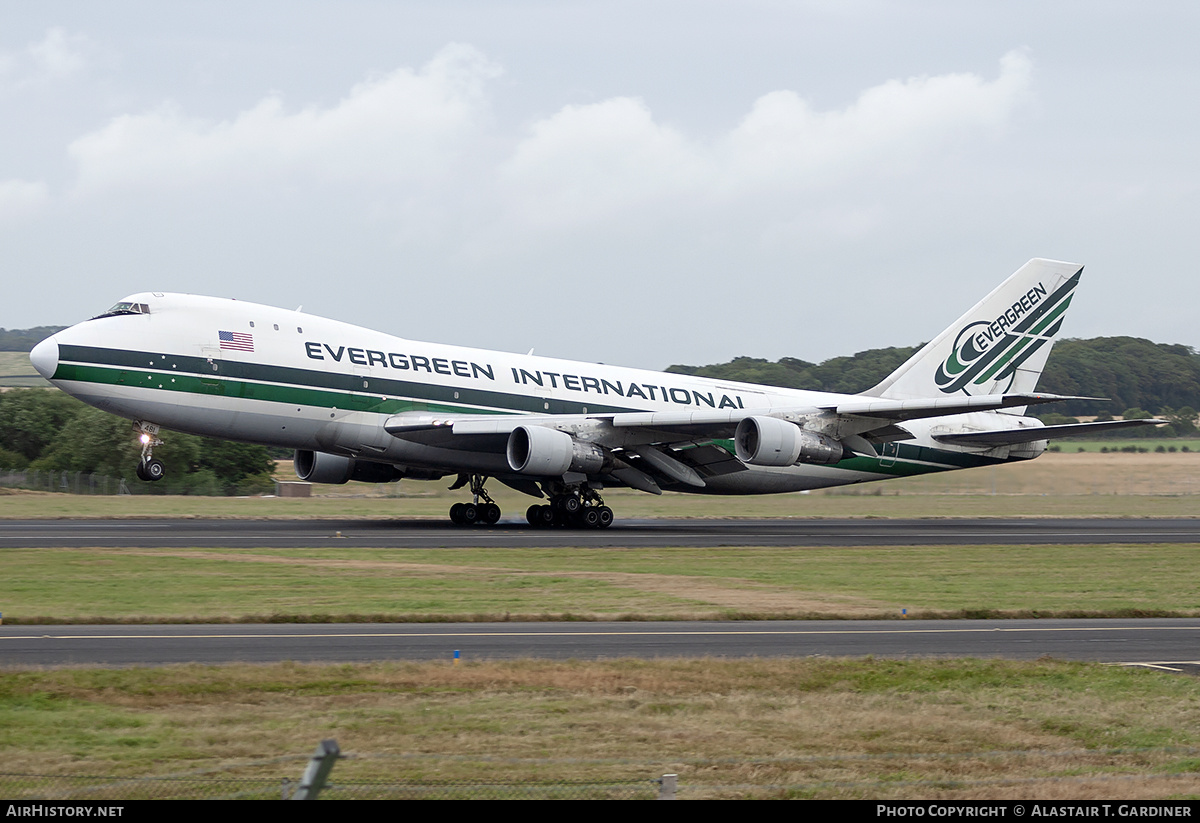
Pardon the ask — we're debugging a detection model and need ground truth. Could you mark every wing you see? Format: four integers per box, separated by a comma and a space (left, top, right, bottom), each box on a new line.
384, 392, 1089, 438
381, 392, 1101, 491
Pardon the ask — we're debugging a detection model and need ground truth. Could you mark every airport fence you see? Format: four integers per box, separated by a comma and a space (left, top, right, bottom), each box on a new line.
0, 771, 665, 801
4, 745, 1200, 800
0, 469, 276, 497
0, 469, 134, 495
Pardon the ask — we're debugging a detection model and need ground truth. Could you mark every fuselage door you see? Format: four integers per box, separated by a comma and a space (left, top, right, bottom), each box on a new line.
879, 441, 900, 467
199, 346, 224, 395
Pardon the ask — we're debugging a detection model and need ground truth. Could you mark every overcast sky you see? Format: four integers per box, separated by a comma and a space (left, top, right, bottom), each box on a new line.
2, 1, 1197, 369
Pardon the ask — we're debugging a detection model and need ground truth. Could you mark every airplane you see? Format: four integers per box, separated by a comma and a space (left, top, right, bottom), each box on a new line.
28, 258, 1160, 528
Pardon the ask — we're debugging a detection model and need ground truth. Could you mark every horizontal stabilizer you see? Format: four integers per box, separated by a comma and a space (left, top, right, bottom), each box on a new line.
933, 418, 1167, 447
829, 392, 1100, 421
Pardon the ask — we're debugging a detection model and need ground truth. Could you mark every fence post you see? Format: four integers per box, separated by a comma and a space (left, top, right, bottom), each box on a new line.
657, 773, 677, 800
291, 739, 340, 800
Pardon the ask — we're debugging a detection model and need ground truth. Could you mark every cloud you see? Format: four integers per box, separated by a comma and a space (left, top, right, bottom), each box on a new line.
497, 50, 1033, 232
497, 97, 705, 228
0, 28, 91, 88
67, 44, 501, 196
55, 45, 1034, 270
722, 50, 1033, 189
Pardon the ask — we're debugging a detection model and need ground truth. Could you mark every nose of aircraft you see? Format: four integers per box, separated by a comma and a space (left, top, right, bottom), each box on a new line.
30, 336, 59, 380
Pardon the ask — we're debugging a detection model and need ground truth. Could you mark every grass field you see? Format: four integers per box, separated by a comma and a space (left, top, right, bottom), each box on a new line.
0, 351, 48, 387
4, 450, 1199, 799
4, 448, 1200, 518
3, 542, 1198, 624
3, 658, 1200, 799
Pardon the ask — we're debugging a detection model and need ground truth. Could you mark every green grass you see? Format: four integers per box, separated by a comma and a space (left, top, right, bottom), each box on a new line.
0, 351, 48, 387
4, 543, 1200, 623
3, 485, 1200, 519
3, 658, 1200, 799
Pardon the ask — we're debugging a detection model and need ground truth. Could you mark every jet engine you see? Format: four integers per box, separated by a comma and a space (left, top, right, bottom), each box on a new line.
506, 425, 605, 476
293, 450, 402, 484
734, 416, 846, 466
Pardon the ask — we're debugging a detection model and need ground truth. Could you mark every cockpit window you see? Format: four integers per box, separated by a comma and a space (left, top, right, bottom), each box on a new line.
93, 302, 151, 319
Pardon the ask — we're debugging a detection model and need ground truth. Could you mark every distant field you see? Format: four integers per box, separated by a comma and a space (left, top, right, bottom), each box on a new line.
3, 448, 1196, 519
0, 351, 47, 387
1060, 439, 1200, 452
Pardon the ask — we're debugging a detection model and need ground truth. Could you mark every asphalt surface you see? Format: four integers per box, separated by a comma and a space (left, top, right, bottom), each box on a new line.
3, 517, 1199, 548
4, 516, 1199, 668
3, 619, 1200, 669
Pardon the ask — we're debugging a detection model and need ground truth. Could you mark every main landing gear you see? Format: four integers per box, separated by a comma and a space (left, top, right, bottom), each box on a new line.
446, 476, 616, 529
448, 474, 501, 526
133, 422, 166, 482
525, 487, 613, 530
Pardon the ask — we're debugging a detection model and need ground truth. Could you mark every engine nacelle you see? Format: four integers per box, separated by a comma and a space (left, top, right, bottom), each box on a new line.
506, 425, 605, 476
734, 416, 846, 466
293, 450, 401, 484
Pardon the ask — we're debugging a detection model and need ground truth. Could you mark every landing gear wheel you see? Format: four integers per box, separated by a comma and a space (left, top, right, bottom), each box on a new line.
137, 458, 165, 482
448, 475, 502, 526
596, 506, 614, 529
532, 487, 616, 529
133, 422, 165, 482
460, 503, 478, 525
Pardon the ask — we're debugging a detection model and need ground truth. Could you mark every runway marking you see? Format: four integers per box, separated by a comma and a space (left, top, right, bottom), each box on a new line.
1117, 663, 1184, 672
4, 625, 1198, 641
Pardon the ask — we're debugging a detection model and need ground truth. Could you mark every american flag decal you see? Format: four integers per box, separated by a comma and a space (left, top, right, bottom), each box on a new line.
218, 330, 254, 352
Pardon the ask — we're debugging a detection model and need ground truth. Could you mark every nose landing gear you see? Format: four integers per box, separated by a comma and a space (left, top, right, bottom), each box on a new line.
133, 421, 166, 482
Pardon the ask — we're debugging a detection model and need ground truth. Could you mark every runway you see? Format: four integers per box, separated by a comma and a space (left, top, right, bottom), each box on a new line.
4, 619, 1200, 669
3, 517, 1200, 548
4, 516, 1198, 668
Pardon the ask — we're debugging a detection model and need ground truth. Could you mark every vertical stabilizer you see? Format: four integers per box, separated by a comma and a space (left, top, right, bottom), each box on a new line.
866, 258, 1083, 401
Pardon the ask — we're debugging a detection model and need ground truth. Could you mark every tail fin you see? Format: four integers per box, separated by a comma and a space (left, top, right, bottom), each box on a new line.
867, 258, 1083, 400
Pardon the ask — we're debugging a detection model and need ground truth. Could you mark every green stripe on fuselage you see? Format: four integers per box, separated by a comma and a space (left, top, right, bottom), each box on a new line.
54, 344, 638, 417
54, 346, 1012, 479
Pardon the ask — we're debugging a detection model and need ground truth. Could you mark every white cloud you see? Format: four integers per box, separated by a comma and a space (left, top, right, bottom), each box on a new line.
721, 49, 1032, 190
67, 44, 501, 196
0, 28, 91, 88
496, 51, 1033, 233
28, 27, 88, 77
61, 44, 1033, 249
498, 97, 706, 228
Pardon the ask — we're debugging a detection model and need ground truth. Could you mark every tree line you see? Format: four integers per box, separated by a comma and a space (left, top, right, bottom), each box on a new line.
0, 326, 66, 352
0, 389, 276, 495
668, 336, 1200, 436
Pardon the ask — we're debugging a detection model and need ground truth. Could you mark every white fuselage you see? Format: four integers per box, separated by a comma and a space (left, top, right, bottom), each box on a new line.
36, 292, 1023, 495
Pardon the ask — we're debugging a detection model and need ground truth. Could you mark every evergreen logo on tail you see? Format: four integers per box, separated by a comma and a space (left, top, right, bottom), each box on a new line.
934, 269, 1080, 395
